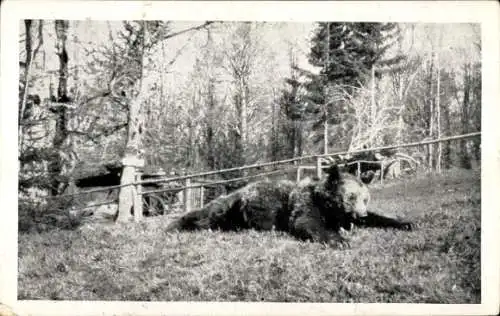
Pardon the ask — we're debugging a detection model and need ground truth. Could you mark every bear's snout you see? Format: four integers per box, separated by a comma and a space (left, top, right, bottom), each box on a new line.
354, 201, 368, 218
357, 210, 368, 218
351, 211, 368, 219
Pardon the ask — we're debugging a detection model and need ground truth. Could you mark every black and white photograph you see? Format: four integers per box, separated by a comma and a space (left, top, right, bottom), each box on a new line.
1, 1, 499, 315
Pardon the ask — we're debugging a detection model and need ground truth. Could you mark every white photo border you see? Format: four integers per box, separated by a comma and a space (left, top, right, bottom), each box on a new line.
1, 1, 499, 315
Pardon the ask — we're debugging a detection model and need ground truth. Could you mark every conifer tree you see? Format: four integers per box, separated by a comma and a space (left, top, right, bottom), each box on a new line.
274, 47, 305, 160
303, 22, 404, 150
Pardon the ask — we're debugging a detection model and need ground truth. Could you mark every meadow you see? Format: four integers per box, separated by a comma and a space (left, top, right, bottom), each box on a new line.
18, 168, 480, 303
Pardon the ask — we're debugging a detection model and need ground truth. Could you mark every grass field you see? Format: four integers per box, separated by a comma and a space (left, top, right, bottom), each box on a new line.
18, 168, 481, 303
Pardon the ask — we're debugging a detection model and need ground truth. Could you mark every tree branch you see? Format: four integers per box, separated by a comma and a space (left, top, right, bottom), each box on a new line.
80, 90, 111, 105
165, 33, 195, 68
163, 21, 218, 41
67, 123, 128, 144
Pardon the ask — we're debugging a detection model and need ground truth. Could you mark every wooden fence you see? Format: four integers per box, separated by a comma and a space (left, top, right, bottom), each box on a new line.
40, 132, 481, 220
296, 159, 399, 185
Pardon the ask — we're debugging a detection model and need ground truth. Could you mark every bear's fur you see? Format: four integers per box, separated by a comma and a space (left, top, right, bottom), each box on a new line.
167, 179, 297, 232
166, 165, 413, 247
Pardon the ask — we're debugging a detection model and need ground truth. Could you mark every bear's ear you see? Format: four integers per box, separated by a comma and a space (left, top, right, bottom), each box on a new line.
325, 164, 342, 182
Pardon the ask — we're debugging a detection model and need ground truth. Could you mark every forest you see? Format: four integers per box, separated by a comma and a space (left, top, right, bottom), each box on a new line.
18, 21, 481, 219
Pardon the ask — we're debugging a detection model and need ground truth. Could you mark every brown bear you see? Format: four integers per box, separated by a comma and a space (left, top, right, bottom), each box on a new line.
287, 165, 412, 246
166, 179, 297, 232
166, 165, 413, 248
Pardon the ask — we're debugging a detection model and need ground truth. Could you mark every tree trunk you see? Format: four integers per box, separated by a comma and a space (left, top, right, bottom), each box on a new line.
270, 94, 280, 161
232, 77, 248, 174
442, 99, 452, 169
19, 21, 43, 151
227, 22, 254, 171
18, 20, 33, 159
371, 65, 376, 125
233, 91, 246, 170
427, 56, 434, 171
472, 62, 481, 163
206, 79, 217, 169
187, 121, 196, 168
206, 125, 216, 169
116, 164, 136, 222
240, 80, 248, 165
288, 118, 295, 158
436, 48, 442, 173
395, 72, 405, 144
296, 120, 303, 157
48, 20, 70, 196
324, 23, 331, 154
116, 22, 147, 222
116, 94, 146, 222
19, 20, 32, 125
460, 63, 472, 169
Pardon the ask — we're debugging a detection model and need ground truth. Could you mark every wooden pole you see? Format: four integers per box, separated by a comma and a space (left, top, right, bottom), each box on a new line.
132, 172, 143, 222
380, 161, 384, 185
315, 157, 322, 180
117, 165, 135, 222
117, 155, 144, 223
324, 120, 328, 155
200, 185, 204, 208
357, 162, 361, 179
296, 166, 302, 183
133, 171, 143, 221
184, 177, 192, 213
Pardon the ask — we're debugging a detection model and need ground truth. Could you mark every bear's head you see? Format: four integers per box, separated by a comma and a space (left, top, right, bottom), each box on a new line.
325, 164, 370, 220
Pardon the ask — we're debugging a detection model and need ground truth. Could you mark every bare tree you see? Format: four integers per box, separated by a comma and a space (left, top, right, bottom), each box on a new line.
223, 23, 254, 170
114, 21, 217, 222
342, 79, 397, 151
